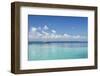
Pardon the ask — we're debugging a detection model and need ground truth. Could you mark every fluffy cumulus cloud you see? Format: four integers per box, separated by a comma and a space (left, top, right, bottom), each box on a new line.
63, 34, 71, 38
32, 27, 37, 32
29, 25, 87, 42
51, 30, 56, 34
43, 25, 49, 30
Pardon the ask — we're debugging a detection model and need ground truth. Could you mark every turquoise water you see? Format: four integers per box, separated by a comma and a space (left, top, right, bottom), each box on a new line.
28, 42, 88, 61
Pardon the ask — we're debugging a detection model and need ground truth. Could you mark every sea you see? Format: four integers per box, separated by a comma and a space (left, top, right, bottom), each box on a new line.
28, 41, 88, 61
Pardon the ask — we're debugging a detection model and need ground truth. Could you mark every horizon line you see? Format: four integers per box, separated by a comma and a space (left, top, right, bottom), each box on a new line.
28, 41, 88, 44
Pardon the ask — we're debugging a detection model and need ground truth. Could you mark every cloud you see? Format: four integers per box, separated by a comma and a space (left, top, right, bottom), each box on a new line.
42, 31, 49, 36
37, 27, 41, 30
63, 34, 71, 38
32, 27, 37, 32
29, 25, 87, 41
72, 35, 81, 39
51, 30, 56, 34
43, 25, 49, 30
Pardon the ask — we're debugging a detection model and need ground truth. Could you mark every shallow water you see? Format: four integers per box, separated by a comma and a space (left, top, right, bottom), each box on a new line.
28, 42, 88, 61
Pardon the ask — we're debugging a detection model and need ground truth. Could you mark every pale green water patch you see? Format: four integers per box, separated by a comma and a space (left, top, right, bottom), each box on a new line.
28, 42, 88, 61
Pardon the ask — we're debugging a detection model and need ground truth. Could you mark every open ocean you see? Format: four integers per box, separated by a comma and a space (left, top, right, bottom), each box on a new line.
28, 42, 88, 61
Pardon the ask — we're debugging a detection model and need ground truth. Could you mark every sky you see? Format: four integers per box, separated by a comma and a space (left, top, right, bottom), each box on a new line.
28, 15, 88, 42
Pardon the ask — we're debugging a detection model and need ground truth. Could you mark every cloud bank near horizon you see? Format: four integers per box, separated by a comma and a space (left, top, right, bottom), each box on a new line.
28, 25, 87, 42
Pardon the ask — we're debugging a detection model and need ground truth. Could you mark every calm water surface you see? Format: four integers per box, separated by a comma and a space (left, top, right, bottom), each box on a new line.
28, 42, 88, 61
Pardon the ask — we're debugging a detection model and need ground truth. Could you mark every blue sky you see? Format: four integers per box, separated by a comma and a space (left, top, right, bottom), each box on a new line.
28, 15, 88, 41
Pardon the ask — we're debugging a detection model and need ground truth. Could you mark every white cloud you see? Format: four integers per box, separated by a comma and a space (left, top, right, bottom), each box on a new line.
51, 30, 56, 34
37, 32, 42, 37
63, 34, 70, 38
50, 34, 56, 38
43, 25, 49, 30
32, 27, 37, 32
29, 25, 87, 41
73, 35, 81, 39
42, 31, 49, 36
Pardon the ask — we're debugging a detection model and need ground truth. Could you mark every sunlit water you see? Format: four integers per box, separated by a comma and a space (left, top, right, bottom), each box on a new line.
28, 42, 88, 61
